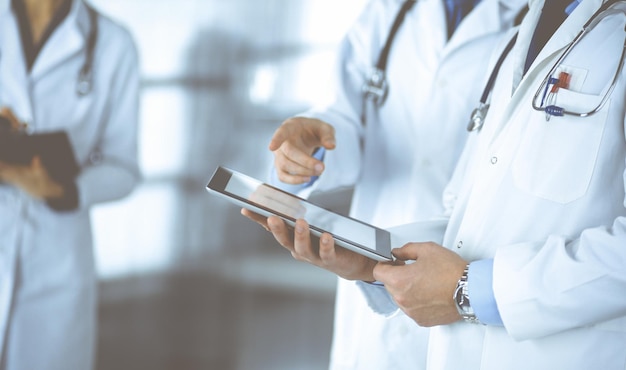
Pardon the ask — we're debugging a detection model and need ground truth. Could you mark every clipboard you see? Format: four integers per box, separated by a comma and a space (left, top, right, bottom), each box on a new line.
0, 118, 79, 183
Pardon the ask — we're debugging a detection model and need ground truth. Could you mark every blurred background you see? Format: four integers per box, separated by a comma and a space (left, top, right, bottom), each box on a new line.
87, 0, 367, 369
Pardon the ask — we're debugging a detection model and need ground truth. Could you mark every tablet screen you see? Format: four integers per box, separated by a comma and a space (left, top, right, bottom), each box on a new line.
207, 166, 391, 260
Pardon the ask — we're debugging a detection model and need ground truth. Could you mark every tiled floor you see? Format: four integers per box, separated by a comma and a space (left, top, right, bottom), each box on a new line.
96, 253, 337, 370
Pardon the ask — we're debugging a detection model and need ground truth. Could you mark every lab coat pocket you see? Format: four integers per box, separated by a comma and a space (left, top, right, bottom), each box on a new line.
511, 89, 610, 204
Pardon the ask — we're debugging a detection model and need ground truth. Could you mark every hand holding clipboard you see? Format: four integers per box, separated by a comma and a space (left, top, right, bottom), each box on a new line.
0, 113, 79, 184
0, 110, 79, 200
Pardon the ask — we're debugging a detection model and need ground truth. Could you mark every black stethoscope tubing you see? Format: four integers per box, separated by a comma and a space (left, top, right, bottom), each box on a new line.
466, 32, 518, 131
0, 5, 98, 100
362, 0, 417, 106
76, 5, 98, 96
375, 0, 417, 75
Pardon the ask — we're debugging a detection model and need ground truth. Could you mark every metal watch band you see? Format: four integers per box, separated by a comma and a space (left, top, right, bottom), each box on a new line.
454, 264, 481, 324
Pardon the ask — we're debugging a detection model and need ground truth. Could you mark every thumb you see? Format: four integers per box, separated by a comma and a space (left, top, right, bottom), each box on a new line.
31, 156, 43, 168
372, 260, 402, 283
391, 243, 422, 261
0, 107, 22, 130
316, 123, 336, 150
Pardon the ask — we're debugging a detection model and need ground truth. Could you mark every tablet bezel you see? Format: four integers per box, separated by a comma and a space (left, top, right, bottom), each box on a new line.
206, 166, 393, 262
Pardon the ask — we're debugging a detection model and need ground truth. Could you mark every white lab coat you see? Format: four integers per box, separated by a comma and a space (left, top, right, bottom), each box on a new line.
0, 1, 140, 369
291, 0, 527, 368
360, 0, 626, 368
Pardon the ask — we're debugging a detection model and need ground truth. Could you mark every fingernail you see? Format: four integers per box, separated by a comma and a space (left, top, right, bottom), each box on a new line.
295, 225, 304, 234
314, 163, 323, 174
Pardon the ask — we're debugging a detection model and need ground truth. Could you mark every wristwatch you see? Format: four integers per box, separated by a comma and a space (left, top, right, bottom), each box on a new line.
454, 264, 481, 324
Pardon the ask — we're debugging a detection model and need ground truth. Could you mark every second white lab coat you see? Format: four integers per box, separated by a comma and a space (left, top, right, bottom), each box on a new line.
0, 1, 140, 369
292, 0, 527, 368
360, 0, 626, 368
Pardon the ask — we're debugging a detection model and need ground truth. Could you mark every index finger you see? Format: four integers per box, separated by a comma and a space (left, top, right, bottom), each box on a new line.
271, 123, 321, 174
269, 118, 336, 152
268, 122, 299, 152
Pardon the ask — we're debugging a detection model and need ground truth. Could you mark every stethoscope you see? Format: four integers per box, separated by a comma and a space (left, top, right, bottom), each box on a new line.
467, 33, 518, 131
531, 0, 626, 118
363, 0, 417, 106
76, 5, 98, 96
0, 4, 102, 164
0, 4, 99, 97
468, 0, 626, 131
0, 5, 96, 100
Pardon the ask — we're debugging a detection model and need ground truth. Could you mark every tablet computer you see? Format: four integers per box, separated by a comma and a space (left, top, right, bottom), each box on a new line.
206, 166, 393, 261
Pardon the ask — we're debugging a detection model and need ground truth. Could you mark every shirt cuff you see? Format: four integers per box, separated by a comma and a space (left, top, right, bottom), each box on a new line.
355, 280, 400, 316
468, 259, 504, 326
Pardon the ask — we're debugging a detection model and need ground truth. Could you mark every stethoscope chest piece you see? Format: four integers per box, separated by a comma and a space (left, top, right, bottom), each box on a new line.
466, 32, 519, 132
76, 71, 92, 96
467, 103, 489, 132
363, 67, 389, 106
361, 0, 417, 108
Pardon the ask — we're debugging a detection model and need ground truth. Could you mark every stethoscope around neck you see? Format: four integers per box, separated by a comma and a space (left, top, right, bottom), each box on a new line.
0, 5, 98, 97
468, 0, 626, 132
466, 33, 518, 131
75, 5, 98, 96
363, 0, 417, 106
530, 0, 626, 118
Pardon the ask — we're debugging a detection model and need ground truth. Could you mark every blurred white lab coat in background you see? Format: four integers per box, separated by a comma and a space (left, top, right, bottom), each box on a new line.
0, 0, 139, 368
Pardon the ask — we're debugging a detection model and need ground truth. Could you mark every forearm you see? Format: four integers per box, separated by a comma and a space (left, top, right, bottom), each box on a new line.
76, 162, 139, 209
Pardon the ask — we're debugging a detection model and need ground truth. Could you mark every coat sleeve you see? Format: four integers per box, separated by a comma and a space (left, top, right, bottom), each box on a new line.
277, 0, 399, 196
75, 27, 141, 209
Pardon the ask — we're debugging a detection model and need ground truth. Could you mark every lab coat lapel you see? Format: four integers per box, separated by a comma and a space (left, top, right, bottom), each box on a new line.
30, 0, 89, 82
416, 0, 448, 54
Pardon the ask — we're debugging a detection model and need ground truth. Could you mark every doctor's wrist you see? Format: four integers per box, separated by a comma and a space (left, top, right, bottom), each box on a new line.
454, 263, 482, 324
